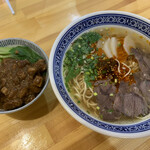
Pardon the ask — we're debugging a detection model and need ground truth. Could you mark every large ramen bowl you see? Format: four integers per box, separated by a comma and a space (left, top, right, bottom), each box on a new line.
49, 11, 150, 138
0, 38, 49, 114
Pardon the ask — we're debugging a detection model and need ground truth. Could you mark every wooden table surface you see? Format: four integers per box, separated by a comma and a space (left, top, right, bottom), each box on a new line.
0, 0, 150, 150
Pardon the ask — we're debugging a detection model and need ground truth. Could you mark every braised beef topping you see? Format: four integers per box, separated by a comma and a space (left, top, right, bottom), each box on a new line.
0, 58, 47, 110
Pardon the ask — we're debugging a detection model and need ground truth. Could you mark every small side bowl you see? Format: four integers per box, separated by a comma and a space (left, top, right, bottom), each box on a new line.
0, 38, 49, 114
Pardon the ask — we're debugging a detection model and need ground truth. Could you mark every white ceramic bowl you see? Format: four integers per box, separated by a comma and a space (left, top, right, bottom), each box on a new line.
49, 11, 150, 138
0, 38, 49, 113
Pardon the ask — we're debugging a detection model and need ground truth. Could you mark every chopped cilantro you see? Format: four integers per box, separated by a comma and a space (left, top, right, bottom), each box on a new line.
77, 100, 81, 103
64, 32, 102, 89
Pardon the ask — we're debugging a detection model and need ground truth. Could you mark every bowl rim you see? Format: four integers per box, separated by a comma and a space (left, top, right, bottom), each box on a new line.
49, 10, 150, 138
0, 38, 49, 114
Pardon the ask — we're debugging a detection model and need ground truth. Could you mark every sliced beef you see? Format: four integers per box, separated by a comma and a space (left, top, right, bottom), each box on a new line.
93, 48, 150, 121
131, 48, 150, 104
113, 95, 122, 113
140, 80, 150, 104
131, 48, 150, 80
94, 80, 116, 95
113, 81, 149, 117
99, 109, 121, 121
124, 93, 148, 117
143, 54, 150, 67
94, 81, 121, 121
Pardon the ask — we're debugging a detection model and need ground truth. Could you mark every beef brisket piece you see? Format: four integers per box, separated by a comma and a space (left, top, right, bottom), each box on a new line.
94, 80, 121, 121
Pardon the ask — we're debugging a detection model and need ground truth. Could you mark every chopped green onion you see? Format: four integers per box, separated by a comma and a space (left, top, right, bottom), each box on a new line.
96, 106, 100, 110
86, 72, 90, 75
77, 100, 81, 103
100, 114, 103, 119
109, 93, 114, 97
91, 56, 94, 60
104, 82, 108, 86
94, 92, 98, 96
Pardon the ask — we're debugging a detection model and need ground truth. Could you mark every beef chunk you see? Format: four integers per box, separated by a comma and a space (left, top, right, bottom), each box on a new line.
8, 88, 18, 98
3, 99, 23, 110
17, 71, 27, 80
24, 95, 35, 104
30, 85, 41, 94
17, 60, 29, 67
18, 88, 28, 98
13, 76, 20, 85
1, 78, 6, 87
28, 67, 37, 76
34, 59, 47, 72
33, 76, 43, 87
0, 58, 46, 111
1, 87, 9, 96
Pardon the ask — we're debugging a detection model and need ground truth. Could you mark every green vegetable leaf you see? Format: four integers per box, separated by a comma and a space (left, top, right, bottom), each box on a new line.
10, 46, 43, 63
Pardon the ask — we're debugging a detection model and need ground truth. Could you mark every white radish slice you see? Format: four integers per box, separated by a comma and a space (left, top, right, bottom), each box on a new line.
110, 37, 117, 57
96, 40, 103, 49
123, 35, 135, 54
103, 38, 113, 58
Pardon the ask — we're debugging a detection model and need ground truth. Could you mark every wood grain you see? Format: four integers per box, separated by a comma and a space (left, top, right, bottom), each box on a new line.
0, 0, 150, 149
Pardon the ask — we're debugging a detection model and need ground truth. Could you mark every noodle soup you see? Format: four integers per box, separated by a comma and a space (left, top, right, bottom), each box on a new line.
63, 26, 150, 123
